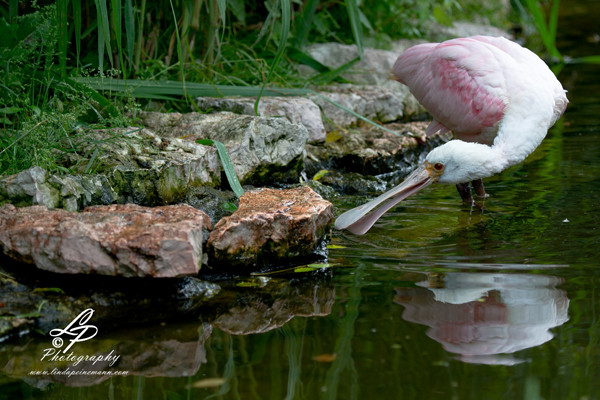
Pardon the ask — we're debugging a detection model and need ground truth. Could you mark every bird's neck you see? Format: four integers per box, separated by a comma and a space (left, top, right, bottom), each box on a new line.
446, 141, 510, 183
492, 110, 551, 168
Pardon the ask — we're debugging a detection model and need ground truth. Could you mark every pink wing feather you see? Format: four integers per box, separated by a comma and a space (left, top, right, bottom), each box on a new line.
392, 37, 510, 145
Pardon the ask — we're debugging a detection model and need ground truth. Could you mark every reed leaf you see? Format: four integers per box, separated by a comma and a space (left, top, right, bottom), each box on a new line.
568, 55, 600, 64
111, 0, 128, 78
9, 0, 17, 22
94, 0, 113, 72
73, 78, 401, 136
345, 0, 363, 58
169, 0, 187, 96
523, 0, 561, 59
124, 0, 135, 65
196, 139, 245, 198
254, 0, 291, 114
56, 0, 68, 77
294, 0, 319, 49
549, 0, 560, 48
73, 78, 310, 98
73, 0, 82, 69
134, 0, 146, 69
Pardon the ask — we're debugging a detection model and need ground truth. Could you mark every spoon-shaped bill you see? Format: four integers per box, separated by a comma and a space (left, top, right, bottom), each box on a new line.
334, 165, 435, 235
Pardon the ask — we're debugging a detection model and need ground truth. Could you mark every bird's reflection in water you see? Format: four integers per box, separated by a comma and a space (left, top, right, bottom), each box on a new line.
394, 271, 569, 365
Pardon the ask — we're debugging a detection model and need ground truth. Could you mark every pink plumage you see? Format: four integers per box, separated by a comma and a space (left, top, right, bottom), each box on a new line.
335, 36, 568, 235
391, 36, 565, 145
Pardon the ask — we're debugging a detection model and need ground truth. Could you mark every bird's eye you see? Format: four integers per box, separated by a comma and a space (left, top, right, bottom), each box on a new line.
434, 163, 444, 171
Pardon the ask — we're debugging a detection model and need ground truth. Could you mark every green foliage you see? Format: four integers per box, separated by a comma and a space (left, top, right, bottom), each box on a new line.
519, 0, 562, 60
0, 5, 127, 176
0, 0, 521, 178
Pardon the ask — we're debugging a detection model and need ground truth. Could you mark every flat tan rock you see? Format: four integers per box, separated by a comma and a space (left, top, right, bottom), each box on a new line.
0, 203, 211, 277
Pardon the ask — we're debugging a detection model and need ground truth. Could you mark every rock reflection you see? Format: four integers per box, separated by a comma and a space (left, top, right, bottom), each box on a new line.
394, 271, 569, 365
211, 274, 335, 335
0, 272, 334, 387
0, 321, 212, 388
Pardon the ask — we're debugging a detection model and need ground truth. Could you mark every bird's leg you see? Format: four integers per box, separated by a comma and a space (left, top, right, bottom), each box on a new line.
456, 183, 474, 204
471, 179, 487, 198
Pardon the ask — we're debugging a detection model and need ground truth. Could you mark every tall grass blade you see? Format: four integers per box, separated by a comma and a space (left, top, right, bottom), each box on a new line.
196, 139, 245, 198
549, 0, 560, 50
523, 0, 561, 59
94, 0, 113, 72
216, 0, 227, 29
134, 0, 146, 69
254, 0, 290, 114
73, 78, 310, 98
569, 55, 600, 64
74, 78, 401, 135
73, 0, 82, 69
311, 56, 359, 85
110, 0, 130, 80
294, 0, 318, 48
9, 0, 18, 23
56, 0, 69, 77
111, 0, 126, 77
226, 0, 245, 24
215, 0, 227, 60
345, 0, 363, 58
124, 0, 135, 67
169, 0, 187, 97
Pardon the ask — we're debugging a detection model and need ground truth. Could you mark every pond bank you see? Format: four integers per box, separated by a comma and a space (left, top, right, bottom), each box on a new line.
0, 25, 510, 343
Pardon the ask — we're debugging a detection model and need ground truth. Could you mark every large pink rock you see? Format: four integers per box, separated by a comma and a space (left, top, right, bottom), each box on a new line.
0, 203, 211, 277
207, 186, 333, 268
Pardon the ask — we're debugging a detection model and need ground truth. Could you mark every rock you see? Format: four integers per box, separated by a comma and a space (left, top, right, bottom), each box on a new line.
309, 85, 423, 130
196, 96, 326, 144
301, 44, 401, 86
305, 121, 445, 178
296, 43, 426, 129
0, 166, 60, 209
0, 203, 211, 277
68, 127, 222, 205
427, 22, 512, 42
48, 174, 118, 211
207, 187, 333, 268
139, 111, 309, 185
315, 170, 387, 195
185, 186, 238, 226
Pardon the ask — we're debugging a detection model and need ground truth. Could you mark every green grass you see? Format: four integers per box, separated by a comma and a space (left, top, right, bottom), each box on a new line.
0, 0, 553, 178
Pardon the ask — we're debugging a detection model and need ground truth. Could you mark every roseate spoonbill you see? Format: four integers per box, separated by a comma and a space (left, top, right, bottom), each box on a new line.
335, 36, 568, 235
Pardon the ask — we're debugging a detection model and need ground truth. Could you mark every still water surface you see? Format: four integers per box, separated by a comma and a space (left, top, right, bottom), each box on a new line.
3, 9, 600, 400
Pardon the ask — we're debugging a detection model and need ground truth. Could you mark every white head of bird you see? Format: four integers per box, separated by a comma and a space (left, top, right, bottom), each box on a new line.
334, 35, 568, 235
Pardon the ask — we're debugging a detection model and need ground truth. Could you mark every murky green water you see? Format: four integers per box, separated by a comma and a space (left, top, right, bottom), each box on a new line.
3, 5, 600, 400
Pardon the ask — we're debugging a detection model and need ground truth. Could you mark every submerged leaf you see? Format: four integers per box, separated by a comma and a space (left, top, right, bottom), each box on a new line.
221, 202, 238, 213
312, 353, 336, 362
312, 169, 329, 181
188, 377, 227, 388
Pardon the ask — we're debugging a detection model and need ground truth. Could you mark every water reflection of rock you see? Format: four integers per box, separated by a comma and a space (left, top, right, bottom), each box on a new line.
0, 322, 212, 389
394, 272, 569, 365
211, 275, 335, 335
1, 272, 334, 387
